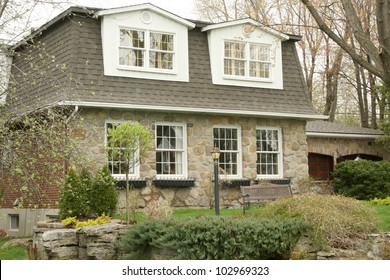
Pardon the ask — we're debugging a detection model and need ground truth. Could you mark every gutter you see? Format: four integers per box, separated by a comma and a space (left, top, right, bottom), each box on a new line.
306, 132, 383, 139
58, 100, 328, 121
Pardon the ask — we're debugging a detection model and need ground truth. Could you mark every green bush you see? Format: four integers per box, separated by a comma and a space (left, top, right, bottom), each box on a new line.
368, 197, 390, 205
89, 165, 118, 217
121, 217, 308, 260
255, 194, 378, 248
59, 166, 118, 219
58, 169, 90, 219
332, 160, 390, 200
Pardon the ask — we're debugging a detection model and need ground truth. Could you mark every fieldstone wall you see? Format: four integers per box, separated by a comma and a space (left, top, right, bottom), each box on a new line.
33, 221, 390, 260
33, 220, 127, 260
307, 137, 390, 163
74, 108, 309, 208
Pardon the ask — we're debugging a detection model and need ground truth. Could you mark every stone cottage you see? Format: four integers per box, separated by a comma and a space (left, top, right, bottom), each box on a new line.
1, 4, 329, 236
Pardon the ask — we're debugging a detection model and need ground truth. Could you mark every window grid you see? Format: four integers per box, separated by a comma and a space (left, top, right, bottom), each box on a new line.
256, 128, 281, 177
156, 124, 186, 176
119, 28, 175, 70
213, 127, 240, 176
106, 122, 137, 178
224, 40, 271, 79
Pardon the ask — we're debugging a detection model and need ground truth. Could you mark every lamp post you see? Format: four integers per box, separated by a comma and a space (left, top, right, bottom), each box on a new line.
211, 146, 221, 216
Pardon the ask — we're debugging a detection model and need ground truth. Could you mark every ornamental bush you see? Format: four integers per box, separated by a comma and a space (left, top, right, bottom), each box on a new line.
255, 193, 378, 248
59, 166, 117, 219
58, 169, 90, 219
332, 160, 390, 200
120, 217, 308, 260
89, 165, 118, 217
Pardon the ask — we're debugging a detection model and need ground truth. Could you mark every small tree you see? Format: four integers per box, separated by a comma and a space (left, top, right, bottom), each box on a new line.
107, 122, 152, 224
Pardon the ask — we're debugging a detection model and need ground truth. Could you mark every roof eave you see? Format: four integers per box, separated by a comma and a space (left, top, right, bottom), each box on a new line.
306, 132, 383, 139
201, 18, 291, 41
58, 100, 327, 120
95, 3, 196, 30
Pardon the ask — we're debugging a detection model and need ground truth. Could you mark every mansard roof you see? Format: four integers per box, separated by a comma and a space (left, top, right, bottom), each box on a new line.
6, 5, 325, 120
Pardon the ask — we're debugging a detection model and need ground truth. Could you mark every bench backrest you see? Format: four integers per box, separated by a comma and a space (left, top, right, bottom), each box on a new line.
241, 182, 292, 201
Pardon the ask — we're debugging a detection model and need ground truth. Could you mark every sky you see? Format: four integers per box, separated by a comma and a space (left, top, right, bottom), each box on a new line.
70, 0, 198, 20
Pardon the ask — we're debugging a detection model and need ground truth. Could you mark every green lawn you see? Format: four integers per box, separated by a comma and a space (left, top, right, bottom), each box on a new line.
0, 238, 27, 260
371, 204, 390, 232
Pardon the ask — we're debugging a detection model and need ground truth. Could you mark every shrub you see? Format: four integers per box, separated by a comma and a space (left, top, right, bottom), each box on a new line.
61, 214, 111, 228
143, 198, 173, 220
58, 169, 91, 219
89, 165, 118, 217
368, 197, 390, 205
75, 214, 111, 228
255, 194, 378, 248
332, 160, 390, 200
59, 166, 118, 219
121, 217, 308, 260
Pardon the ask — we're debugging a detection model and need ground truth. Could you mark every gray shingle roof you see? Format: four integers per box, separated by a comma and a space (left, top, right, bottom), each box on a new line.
6, 6, 325, 120
307, 121, 383, 138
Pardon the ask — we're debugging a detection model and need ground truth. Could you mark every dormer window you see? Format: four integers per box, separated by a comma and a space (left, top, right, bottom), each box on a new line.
224, 40, 271, 79
119, 28, 175, 70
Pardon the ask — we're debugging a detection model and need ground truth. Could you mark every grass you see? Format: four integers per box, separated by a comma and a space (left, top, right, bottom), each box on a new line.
371, 204, 390, 232
0, 238, 28, 260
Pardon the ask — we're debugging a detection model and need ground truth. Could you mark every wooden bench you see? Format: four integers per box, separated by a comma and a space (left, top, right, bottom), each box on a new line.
240, 182, 292, 211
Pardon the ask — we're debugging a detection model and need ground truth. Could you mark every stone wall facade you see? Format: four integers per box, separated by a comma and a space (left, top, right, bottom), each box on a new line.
307, 137, 389, 164
75, 108, 309, 208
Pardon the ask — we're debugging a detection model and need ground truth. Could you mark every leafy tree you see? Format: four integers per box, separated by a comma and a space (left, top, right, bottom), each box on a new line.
107, 122, 152, 224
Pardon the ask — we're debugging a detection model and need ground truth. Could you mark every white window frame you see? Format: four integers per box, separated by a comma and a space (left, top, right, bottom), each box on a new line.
213, 125, 242, 178
118, 27, 176, 74
223, 39, 273, 82
105, 120, 140, 180
155, 122, 188, 179
256, 127, 283, 179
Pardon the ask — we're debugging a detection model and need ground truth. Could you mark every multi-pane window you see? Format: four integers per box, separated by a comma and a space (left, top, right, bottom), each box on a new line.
256, 128, 282, 177
156, 124, 186, 176
213, 127, 241, 176
106, 122, 138, 178
250, 44, 271, 78
119, 28, 174, 70
224, 40, 271, 79
224, 41, 245, 76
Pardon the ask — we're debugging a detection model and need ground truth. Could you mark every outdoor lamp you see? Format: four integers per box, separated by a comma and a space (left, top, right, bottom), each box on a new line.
210, 146, 221, 216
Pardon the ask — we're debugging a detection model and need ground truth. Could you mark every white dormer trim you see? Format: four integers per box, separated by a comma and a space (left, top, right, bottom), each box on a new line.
98, 3, 192, 82
202, 18, 286, 89
96, 3, 196, 30
201, 18, 289, 41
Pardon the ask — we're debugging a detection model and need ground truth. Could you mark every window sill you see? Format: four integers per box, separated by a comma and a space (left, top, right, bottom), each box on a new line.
223, 75, 273, 83
115, 180, 147, 189
220, 179, 251, 188
154, 179, 195, 188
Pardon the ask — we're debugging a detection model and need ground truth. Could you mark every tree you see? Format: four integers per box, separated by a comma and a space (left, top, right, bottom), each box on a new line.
107, 122, 152, 224
300, 0, 390, 87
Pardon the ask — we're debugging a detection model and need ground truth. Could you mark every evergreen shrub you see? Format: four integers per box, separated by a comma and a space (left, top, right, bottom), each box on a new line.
332, 160, 390, 200
89, 165, 118, 217
58, 166, 117, 219
58, 169, 90, 219
121, 217, 308, 260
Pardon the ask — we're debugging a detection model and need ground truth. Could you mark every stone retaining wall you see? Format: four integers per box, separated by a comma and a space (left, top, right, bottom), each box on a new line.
33, 220, 390, 260
33, 220, 127, 260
